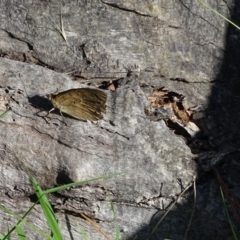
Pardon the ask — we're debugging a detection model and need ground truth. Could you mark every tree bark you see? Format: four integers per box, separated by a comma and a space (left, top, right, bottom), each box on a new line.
0, 1, 239, 239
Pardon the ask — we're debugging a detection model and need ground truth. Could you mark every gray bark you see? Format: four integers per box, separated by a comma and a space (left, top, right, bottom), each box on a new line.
0, 0, 239, 239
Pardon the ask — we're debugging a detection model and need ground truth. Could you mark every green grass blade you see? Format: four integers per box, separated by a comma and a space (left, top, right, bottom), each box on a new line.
0, 204, 52, 240
15, 225, 26, 240
110, 201, 120, 240
0, 233, 7, 240
44, 172, 125, 195
30, 175, 62, 240
7, 152, 125, 240
77, 223, 88, 240
0, 110, 10, 120
3, 153, 53, 239
220, 187, 238, 240
198, 0, 240, 30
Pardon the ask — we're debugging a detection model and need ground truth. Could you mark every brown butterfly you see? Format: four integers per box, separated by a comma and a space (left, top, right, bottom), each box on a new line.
47, 88, 107, 121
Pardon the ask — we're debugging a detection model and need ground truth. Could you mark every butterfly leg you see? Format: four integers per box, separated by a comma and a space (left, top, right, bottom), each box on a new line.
59, 111, 68, 126
35, 108, 52, 124
47, 108, 68, 126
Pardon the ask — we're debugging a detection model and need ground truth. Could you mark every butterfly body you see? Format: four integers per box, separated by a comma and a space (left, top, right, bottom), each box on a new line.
47, 88, 106, 121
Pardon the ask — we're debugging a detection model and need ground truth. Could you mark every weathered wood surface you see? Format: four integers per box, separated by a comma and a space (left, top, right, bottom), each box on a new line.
0, 0, 239, 239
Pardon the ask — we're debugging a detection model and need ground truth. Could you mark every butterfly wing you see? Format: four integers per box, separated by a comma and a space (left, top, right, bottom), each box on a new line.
52, 88, 106, 121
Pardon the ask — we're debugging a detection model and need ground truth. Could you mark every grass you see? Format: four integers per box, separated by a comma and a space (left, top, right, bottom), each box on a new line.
198, 0, 240, 30
217, 172, 239, 240
0, 152, 124, 240
0, 172, 124, 240
0, 111, 123, 239
48, 7, 68, 43
146, 178, 196, 240
220, 187, 238, 240
0, 110, 10, 120
197, 1, 240, 239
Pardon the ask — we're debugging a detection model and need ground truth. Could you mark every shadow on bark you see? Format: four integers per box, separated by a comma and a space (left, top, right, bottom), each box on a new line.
128, 2, 240, 240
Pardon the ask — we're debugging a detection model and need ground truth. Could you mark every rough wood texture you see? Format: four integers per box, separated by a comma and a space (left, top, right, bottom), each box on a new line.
0, 0, 240, 239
